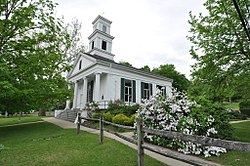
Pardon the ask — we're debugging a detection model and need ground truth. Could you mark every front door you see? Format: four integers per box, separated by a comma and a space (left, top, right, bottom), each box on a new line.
87, 81, 94, 102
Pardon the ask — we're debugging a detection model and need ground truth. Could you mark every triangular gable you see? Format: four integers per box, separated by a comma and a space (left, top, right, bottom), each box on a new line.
67, 52, 96, 78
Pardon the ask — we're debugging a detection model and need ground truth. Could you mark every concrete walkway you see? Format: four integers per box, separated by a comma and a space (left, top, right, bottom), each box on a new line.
43, 117, 221, 166
230, 119, 250, 124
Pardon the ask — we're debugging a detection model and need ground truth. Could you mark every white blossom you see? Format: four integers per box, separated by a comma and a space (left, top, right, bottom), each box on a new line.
136, 88, 227, 157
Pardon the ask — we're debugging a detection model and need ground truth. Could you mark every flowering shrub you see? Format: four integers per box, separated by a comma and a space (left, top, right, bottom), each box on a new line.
85, 101, 99, 112
137, 88, 230, 157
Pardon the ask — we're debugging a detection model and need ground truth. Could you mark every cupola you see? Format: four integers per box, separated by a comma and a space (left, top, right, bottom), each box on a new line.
88, 15, 115, 60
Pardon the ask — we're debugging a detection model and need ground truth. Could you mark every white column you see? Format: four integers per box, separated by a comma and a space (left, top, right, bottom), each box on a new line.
94, 72, 101, 101
152, 83, 156, 96
65, 84, 71, 109
73, 81, 78, 108
82, 77, 88, 109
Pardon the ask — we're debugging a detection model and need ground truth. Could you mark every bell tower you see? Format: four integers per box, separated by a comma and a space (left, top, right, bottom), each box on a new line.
88, 15, 115, 60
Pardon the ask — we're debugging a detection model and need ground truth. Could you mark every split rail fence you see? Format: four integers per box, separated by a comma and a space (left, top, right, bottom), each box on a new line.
75, 113, 250, 166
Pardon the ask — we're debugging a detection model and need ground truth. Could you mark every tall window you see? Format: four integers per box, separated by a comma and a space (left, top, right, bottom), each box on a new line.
121, 78, 136, 103
79, 60, 82, 70
141, 82, 152, 99
125, 80, 132, 102
92, 41, 94, 49
102, 40, 107, 50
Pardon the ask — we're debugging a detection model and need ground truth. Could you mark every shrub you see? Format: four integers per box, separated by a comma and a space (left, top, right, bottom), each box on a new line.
112, 114, 130, 126
103, 112, 113, 122
129, 114, 136, 125
108, 100, 125, 110
107, 99, 140, 116
91, 113, 100, 119
137, 88, 230, 157
239, 101, 250, 117
229, 112, 248, 120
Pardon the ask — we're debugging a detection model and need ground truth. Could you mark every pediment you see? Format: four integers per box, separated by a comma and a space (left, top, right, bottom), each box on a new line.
67, 53, 96, 78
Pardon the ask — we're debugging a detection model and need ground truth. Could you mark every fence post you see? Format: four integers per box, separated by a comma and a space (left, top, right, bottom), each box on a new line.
77, 113, 81, 134
137, 117, 144, 166
99, 112, 104, 144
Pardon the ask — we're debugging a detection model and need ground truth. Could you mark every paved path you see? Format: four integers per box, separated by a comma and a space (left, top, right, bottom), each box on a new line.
43, 117, 221, 166
230, 119, 250, 124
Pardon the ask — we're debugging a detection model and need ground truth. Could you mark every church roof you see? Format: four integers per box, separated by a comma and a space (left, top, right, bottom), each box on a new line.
84, 53, 173, 83
92, 15, 112, 25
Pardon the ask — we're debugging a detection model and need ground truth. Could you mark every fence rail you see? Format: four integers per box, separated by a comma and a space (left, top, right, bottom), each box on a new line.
76, 115, 250, 166
143, 128, 250, 152
82, 117, 136, 130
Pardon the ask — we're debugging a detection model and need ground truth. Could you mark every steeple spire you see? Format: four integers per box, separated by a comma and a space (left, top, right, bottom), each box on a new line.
88, 15, 115, 60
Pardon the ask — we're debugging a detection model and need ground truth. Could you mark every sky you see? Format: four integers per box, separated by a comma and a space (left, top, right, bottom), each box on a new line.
54, 0, 206, 78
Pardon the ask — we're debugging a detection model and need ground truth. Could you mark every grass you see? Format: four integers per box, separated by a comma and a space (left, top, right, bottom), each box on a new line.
84, 121, 133, 133
0, 116, 44, 126
223, 102, 240, 110
205, 121, 250, 166
0, 122, 165, 166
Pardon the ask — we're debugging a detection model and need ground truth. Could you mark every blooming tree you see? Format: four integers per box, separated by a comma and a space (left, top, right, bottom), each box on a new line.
137, 88, 227, 157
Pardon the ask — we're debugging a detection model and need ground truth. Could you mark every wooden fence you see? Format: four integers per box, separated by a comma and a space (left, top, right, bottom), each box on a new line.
76, 113, 250, 166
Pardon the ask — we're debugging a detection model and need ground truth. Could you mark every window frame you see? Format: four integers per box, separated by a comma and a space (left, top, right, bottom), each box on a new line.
102, 40, 107, 50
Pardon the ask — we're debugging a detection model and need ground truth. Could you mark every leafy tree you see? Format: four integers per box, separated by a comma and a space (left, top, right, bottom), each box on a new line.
152, 64, 190, 91
63, 18, 86, 65
119, 61, 133, 67
140, 65, 151, 72
0, 0, 71, 115
188, 0, 250, 101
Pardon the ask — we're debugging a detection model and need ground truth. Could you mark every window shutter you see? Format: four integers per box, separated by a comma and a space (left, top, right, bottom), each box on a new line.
141, 82, 144, 99
163, 86, 166, 96
133, 80, 136, 102
150, 83, 153, 96
120, 78, 125, 101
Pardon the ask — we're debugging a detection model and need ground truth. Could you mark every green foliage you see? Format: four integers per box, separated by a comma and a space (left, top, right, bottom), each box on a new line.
229, 112, 248, 120
140, 65, 151, 72
103, 112, 113, 122
194, 99, 233, 139
239, 101, 250, 117
187, 0, 250, 101
91, 113, 100, 119
0, 0, 71, 113
152, 64, 190, 91
107, 100, 139, 116
112, 114, 130, 126
119, 61, 133, 67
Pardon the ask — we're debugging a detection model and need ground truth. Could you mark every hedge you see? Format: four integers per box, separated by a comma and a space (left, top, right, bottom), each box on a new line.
239, 101, 250, 117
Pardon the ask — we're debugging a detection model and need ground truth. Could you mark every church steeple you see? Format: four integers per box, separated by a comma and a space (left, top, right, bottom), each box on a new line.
88, 15, 115, 60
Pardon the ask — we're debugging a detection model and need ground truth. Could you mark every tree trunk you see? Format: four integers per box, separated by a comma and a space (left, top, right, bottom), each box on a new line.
38, 109, 46, 116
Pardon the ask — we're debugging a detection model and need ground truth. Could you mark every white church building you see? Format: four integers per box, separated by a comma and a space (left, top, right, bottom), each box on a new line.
66, 15, 173, 115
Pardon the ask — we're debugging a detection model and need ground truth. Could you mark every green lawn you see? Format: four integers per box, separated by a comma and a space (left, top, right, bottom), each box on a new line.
0, 122, 165, 166
206, 121, 250, 166
0, 116, 43, 126
223, 102, 239, 110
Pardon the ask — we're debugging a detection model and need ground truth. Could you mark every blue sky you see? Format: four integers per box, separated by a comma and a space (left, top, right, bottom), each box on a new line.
54, 0, 206, 78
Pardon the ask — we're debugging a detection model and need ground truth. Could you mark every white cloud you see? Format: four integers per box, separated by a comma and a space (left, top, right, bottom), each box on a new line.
54, 0, 206, 78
